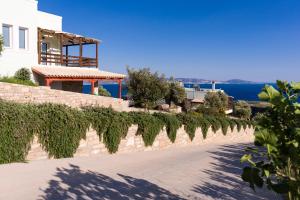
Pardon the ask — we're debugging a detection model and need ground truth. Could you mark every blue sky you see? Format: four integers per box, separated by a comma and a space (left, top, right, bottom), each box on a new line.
39, 0, 300, 82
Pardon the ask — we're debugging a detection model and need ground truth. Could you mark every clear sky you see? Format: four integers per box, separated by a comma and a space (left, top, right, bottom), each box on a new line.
39, 0, 300, 82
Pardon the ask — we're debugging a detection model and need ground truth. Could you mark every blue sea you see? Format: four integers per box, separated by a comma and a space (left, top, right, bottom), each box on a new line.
83, 82, 275, 101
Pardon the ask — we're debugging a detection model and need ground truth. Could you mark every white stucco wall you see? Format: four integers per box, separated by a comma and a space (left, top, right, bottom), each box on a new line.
0, 0, 62, 76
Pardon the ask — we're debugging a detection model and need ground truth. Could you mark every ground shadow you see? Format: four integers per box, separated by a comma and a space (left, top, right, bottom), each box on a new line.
40, 164, 185, 200
192, 143, 282, 200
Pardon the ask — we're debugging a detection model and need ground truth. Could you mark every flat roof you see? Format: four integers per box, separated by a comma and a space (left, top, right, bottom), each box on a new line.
32, 66, 126, 80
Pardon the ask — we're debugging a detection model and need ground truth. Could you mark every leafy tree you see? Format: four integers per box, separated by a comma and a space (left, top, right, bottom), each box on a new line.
165, 77, 186, 106
0, 35, 3, 55
126, 67, 168, 109
197, 91, 229, 115
234, 100, 252, 119
14, 68, 31, 81
241, 81, 300, 199
98, 85, 111, 97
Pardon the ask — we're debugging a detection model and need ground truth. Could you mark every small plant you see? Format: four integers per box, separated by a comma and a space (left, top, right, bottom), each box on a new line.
98, 85, 111, 97
241, 81, 300, 199
165, 77, 186, 106
14, 68, 31, 81
234, 101, 252, 119
0, 35, 3, 55
0, 77, 36, 86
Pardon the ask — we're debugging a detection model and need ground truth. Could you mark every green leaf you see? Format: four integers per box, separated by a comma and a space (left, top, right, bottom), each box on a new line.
264, 169, 270, 177
241, 154, 252, 163
258, 85, 280, 103
291, 82, 300, 90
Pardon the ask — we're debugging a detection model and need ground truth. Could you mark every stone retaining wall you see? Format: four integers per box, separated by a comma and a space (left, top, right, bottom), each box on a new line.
26, 125, 254, 161
0, 82, 130, 111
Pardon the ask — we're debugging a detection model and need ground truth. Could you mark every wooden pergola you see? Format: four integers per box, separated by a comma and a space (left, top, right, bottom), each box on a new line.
38, 28, 100, 68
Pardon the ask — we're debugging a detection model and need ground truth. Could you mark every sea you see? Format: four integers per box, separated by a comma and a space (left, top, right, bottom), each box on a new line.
83, 82, 276, 101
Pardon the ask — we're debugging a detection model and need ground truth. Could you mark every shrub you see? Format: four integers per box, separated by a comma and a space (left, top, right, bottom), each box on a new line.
14, 68, 31, 81
154, 113, 182, 143
165, 77, 186, 106
126, 67, 168, 109
0, 77, 36, 86
206, 116, 222, 133
0, 35, 3, 55
234, 101, 252, 119
98, 85, 111, 97
36, 104, 89, 158
197, 91, 229, 116
198, 117, 211, 139
241, 81, 300, 199
177, 113, 200, 141
217, 117, 230, 135
83, 107, 133, 153
0, 101, 36, 164
131, 112, 164, 146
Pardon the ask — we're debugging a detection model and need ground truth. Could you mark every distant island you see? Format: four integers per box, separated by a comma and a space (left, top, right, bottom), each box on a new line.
175, 78, 257, 84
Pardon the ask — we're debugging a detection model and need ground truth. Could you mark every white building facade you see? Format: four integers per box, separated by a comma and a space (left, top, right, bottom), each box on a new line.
0, 0, 62, 76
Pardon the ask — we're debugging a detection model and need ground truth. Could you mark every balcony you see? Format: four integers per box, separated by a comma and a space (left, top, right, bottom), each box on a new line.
38, 28, 99, 68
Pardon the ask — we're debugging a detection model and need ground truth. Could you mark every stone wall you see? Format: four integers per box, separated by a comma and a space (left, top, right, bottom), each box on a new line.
0, 82, 130, 111
26, 125, 254, 161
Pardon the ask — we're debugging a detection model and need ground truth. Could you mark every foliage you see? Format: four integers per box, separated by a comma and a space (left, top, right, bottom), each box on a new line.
126, 67, 168, 109
98, 85, 111, 97
0, 77, 36, 86
0, 101, 36, 164
153, 113, 182, 143
177, 113, 201, 141
0, 35, 3, 55
241, 81, 300, 199
206, 116, 222, 133
165, 77, 186, 106
234, 101, 252, 119
234, 119, 243, 132
36, 104, 89, 158
131, 112, 164, 146
14, 68, 31, 81
197, 91, 229, 116
84, 107, 133, 153
217, 117, 230, 135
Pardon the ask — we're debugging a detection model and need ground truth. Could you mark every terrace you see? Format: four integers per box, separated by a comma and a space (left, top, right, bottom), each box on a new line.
38, 28, 99, 68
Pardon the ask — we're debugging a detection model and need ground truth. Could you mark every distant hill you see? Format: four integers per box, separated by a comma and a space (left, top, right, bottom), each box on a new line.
175, 78, 257, 84
224, 79, 256, 84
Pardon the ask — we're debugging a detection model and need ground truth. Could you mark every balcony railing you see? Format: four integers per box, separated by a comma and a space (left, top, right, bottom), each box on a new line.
40, 52, 97, 68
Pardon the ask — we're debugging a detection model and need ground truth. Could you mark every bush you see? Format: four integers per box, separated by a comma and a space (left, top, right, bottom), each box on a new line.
197, 91, 229, 116
154, 113, 182, 143
98, 85, 111, 97
234, 101, 252, 119
0, 101, 36, 164
14, 68, 31, 81
0, 77, 36, 86
131, 112, 164, 146
0, 35, 3, 55
36, 104, 89, 158
241, 81, 300, 199
165, 78, 186, 106
126, 67, 168, 109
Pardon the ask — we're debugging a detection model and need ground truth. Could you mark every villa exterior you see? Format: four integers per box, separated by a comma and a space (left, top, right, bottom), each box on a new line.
0, 0, 125, 97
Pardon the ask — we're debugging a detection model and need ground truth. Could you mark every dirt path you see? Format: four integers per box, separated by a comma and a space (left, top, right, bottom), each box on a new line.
0, 135, 280, 200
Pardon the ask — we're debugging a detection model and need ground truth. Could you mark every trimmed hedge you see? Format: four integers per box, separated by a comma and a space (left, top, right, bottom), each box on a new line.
0, 100, 253, 164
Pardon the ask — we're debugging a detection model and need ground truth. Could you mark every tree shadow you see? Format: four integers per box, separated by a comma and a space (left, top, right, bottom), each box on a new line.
40, 164, 185, 200
192, 143, 282, 200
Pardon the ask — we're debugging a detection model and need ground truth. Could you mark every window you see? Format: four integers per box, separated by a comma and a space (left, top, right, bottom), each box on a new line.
2, 24, 12, 48
19, 27, 28, 49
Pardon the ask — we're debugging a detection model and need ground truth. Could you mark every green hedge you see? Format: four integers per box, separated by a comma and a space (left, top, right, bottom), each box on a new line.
0, 100, 253, 164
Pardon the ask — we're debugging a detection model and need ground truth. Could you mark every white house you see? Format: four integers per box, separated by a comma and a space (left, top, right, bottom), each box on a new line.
0, 0, 125, 97
0, 0, 62, 75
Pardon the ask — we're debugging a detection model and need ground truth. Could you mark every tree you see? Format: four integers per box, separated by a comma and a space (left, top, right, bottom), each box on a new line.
199, 91, 229, 115
241, 81, 300, 199
165, 77, 186, 106
98, 86, 111, 97
234, 100, 252, 119
0, 35, 3, 55
126, 67, 168, 109
14, 68, 31, 81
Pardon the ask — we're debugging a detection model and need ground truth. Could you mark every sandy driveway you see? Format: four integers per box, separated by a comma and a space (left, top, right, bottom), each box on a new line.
0, 135, 280, 200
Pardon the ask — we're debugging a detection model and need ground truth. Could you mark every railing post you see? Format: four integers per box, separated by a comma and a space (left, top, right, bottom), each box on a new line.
60, 34, 63, 66
37, 28, 41, 65
79, 38, 83, 67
